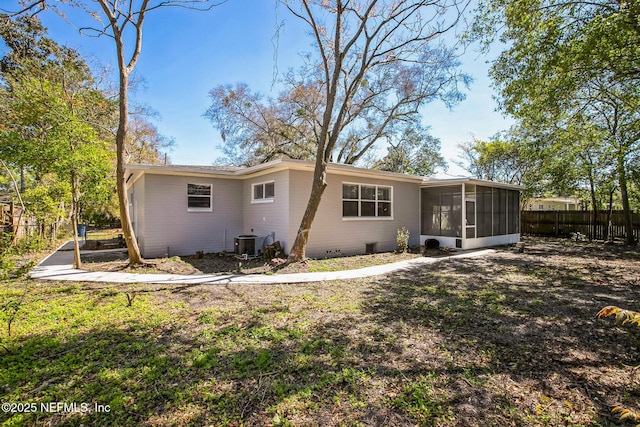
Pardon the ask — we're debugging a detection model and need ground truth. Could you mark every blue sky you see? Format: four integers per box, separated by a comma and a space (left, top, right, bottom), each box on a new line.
33, 0, 512, 176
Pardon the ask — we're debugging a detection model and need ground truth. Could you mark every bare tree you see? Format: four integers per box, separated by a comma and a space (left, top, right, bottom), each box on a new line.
126, 116, 175, 164
57, 1, 219, 263
85, 0, 220, 264
5, 0, 222, 264
206, 81, 320, 166
281, 0, 470, 262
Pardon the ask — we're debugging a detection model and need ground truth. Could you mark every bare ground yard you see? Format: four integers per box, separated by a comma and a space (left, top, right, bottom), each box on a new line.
2, 236, 640, 426
80, 249, 423, 275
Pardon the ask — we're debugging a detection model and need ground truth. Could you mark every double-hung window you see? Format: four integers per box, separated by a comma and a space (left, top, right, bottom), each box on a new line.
252, 181, 275, 203
187, 184, 212, 211
342, 183, 392, 218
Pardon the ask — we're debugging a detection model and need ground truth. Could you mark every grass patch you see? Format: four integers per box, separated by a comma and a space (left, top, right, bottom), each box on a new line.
2, 237, 639, 425
392, 372, 453, 425
85, 229, 121, 241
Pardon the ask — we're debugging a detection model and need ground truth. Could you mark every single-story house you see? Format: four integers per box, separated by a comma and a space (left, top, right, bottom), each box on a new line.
125, 159, 523, 258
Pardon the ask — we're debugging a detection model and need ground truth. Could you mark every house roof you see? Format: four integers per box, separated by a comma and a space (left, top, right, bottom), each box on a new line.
421, 176, 525, 190
125, 159, 426, 186
125, 159, 524, 190
126, 164, 242, 175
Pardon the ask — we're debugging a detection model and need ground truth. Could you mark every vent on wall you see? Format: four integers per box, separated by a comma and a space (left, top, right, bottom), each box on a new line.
365, 242, 377, 254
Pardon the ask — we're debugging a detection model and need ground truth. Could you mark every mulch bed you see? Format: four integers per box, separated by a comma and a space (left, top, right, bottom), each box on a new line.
81, 249, 423, 275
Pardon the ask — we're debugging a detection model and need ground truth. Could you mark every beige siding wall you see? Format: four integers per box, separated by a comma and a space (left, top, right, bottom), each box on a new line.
140, 174, 243, 258
131, 167, 422, 259
288, 170, 420, 258
242, 170, 290, 254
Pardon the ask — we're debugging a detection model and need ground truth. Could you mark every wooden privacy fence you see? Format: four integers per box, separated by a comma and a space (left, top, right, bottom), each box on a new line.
521, 210, 640, 241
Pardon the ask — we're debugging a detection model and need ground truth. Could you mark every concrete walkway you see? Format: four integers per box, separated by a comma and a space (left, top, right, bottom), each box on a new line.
29, 241, 496, 285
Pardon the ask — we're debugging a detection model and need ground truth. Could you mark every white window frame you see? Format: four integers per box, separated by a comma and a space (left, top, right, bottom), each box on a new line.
187, 183, 213, 212
342, 182, 393, 220
251, 181, 275, 204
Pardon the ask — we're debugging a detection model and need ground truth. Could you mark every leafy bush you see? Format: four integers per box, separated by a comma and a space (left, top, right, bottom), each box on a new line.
0, 285, 27, 337
396, 226, 410, 253
0, 233, 43, 280
0, 257, 16, 281
0, 252, 35, 281
15, 234, 48, 253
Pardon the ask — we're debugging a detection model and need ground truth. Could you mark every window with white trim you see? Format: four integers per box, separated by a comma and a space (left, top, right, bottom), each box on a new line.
252, 181, 275, 203
187, 183, 212, 211
342, 183, 392, 218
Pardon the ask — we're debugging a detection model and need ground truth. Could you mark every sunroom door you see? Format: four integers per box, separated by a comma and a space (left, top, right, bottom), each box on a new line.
465, 201, 476, 238
465, 184, 476, 239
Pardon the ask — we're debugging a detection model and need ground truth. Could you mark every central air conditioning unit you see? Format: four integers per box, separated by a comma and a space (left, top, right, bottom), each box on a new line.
234, 235, 257, 258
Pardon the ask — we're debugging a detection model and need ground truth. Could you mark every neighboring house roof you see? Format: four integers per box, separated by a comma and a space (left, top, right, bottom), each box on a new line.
530, 197, 580, 204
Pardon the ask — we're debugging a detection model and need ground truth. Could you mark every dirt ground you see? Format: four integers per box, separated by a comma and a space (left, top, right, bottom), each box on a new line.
78, 236, 640, 425
9, 236, 640, 425
81, 248, 423, 275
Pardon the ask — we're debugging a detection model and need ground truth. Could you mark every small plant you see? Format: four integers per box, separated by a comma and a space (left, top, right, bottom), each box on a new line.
125, 292, 137, 307
597, 305, 640, 423
396, 226, 410, 253
121, 284, 142, 307
598, 306, 640, 326
1, 285, 27, 337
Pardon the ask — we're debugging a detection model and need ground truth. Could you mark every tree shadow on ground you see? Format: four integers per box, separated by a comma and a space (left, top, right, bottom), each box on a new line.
5, 238, 640, 426
0, 303, 436, 426
361, 240, 640, 425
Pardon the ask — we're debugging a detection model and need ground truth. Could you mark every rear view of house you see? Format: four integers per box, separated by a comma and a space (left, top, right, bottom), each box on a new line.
125, 160, 522, 259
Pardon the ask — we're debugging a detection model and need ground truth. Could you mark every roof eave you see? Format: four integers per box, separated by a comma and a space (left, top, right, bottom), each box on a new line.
421, 177, 525, 190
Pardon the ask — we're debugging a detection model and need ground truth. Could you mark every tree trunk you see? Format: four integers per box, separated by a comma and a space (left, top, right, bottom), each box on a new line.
617, 154, 635, 245
588, 172, 597, 240
606, 188, 614, 242
20, 164, 26, 194
115, 54, 144, 265
1, 159, 26, 246
71, 171, 82, 269
287, 159, 329, 262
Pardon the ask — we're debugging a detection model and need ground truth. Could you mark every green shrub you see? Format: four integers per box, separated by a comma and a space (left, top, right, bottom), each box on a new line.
0, 233, 42, 279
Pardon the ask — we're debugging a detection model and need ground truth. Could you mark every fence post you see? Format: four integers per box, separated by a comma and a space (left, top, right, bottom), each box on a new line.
555, 211, 560, 237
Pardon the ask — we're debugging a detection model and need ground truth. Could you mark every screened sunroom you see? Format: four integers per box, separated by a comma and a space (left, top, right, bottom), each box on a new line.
420, 179, 522, 250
